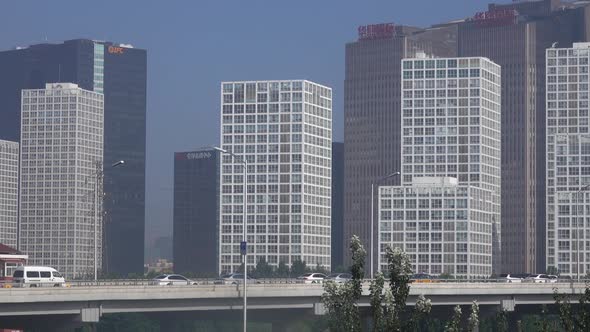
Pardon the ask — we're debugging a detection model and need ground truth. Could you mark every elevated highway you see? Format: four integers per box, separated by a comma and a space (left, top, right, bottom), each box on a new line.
0, 282, 586, 326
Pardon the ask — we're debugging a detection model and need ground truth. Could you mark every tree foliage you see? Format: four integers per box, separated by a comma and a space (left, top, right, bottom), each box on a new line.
496, 309, 509, 332
467, 300, 479, 332
369, 272, 386, 332
321, 235, 365, 332
444, 305, 462, 332
555, 282, 590, 331
290, 259, 307, 277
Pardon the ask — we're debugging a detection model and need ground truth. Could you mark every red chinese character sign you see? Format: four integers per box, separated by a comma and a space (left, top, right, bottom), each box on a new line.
358, 23, 395, 41
472, 9, 518, 27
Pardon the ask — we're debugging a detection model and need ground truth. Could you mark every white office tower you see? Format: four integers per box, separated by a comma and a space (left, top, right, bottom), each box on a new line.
19, 83, 104, 278
546, 43, 590, 277
219, 80, 332, 274
0, 139, 19, 248
379, 57, 501, 278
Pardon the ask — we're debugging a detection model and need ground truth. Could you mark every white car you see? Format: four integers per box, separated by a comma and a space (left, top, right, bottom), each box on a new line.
297, 273, 327, 284
149, 274, 197, 286
548, 275, 558, 283
214, 273, 258, 285
498, 273, 526, 283
12, 266, 66, 288
525, 274, 551, 283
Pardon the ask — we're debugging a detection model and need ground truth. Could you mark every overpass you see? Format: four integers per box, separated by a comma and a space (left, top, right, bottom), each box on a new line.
0, 281, 586, 328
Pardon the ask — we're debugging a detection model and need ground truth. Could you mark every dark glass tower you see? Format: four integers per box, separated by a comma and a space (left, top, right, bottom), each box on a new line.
331, 142, 344, 270
173, 149, 219, 275
0, 39, 147, 276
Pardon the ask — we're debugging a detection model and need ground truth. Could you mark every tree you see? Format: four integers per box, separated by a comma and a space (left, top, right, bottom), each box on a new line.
496, 309, 509, 332
539, 305, 551, 332
254, 257, 273, 278
385, 246, 413, 331
369, 272, 386, 332
467, 300, 479, 332
407, 294, 432, 332
444, 305, 462, 332
546, 265, 558, 275
291, 260, 307, 277
321, 235, 365, 332
276, 261, 289, 278
555, 288, 574, 332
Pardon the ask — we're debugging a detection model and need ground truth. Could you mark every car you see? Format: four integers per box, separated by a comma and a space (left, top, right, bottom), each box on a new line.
498, 273, 527, 283
12, 266, 66, 288
325, 273, 352, 283
525, 274, 551, 283
548, 275, 558, 283
149, 274, 197, 286
296, 273, 327, 284
214, 273, 258, 285
410, 273, 435, 283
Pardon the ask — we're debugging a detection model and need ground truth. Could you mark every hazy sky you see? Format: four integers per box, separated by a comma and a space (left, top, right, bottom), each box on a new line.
1, 0, 495, 245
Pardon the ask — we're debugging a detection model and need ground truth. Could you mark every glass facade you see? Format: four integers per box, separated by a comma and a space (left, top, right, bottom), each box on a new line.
219, 80, 332, 273
378, 57, 501, 278
0, 39, 146, 276
546, 43, 590, 276
0, 140, 19, 248
173, 149, 219, 275
19, 83, 104, 278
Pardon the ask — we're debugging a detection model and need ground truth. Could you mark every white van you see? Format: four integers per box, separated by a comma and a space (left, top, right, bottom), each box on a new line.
12, 266, 65, 287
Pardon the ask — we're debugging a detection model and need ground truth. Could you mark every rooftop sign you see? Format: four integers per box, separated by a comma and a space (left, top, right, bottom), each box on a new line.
472, 9, 518, 27
175, 151, 213, 160
358, 23, 395, 41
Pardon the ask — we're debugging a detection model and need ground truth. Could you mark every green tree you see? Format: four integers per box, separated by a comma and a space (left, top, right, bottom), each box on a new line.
546, 265, 558, 275
321, 235, 365, 332
467, 300, 479, 332
407, 294, 432, 332
496, 309, 509, 332
444, 305, 462, 332
555, 288, 574, 332
254, 257, 273, 278
291, 260, 307, 277
385, 246, 413, 331
576, 281, 590, 330
369, 272, 386, 332
539, 305, 551, 332
276, 261, 289, 277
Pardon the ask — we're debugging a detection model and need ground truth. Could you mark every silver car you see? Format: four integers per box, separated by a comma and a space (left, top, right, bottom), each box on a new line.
325, 273, 352, 283
214, 273, 258, 285
149, 274, 197, 286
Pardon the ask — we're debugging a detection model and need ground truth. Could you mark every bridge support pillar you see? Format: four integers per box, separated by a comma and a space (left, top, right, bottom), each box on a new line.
76, 307, 101, 323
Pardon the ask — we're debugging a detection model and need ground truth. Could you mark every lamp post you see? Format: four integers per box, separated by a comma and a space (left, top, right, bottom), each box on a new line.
93, 160, 124, 281
214, 146, 247, 332
576, 184, 590, 281
371, 171, 400, 279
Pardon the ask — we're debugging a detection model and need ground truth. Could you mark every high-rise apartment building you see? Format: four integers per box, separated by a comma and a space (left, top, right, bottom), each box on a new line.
378, 56, 501, 278
0, 40, 146, 275
19, 83, 103, 278
173, 149, 220, 275
0, 140, 19, 248
331, 142, 344, 269
219, 80, 332, 273
457, 0, 589, 273
546, 43, 590, 277
343, 24, 457, 272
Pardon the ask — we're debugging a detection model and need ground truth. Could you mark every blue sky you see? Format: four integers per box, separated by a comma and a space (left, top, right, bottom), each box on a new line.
1, 0, 496, 245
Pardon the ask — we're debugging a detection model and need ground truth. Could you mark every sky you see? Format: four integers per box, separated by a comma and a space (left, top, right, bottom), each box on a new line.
0, 0, 497, 247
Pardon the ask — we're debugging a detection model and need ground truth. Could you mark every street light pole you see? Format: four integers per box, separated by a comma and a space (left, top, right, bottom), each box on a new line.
576, 184, 590, 281
371, 171, 400, 279
214, 147, 247, 332
93, 160, 124, 281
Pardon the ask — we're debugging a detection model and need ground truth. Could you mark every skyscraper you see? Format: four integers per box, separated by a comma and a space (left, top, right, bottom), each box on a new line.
331, 142, 344, 269
19, 83, 103, 278
379, 56, 501, 277
0, 139, 19, 248
173, 149, 219, 275
219, 80, 332, 273
343, 23, 457, 272
457, 0, 589, 273
0, 40, 147, 275
546, 43, 590, 277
